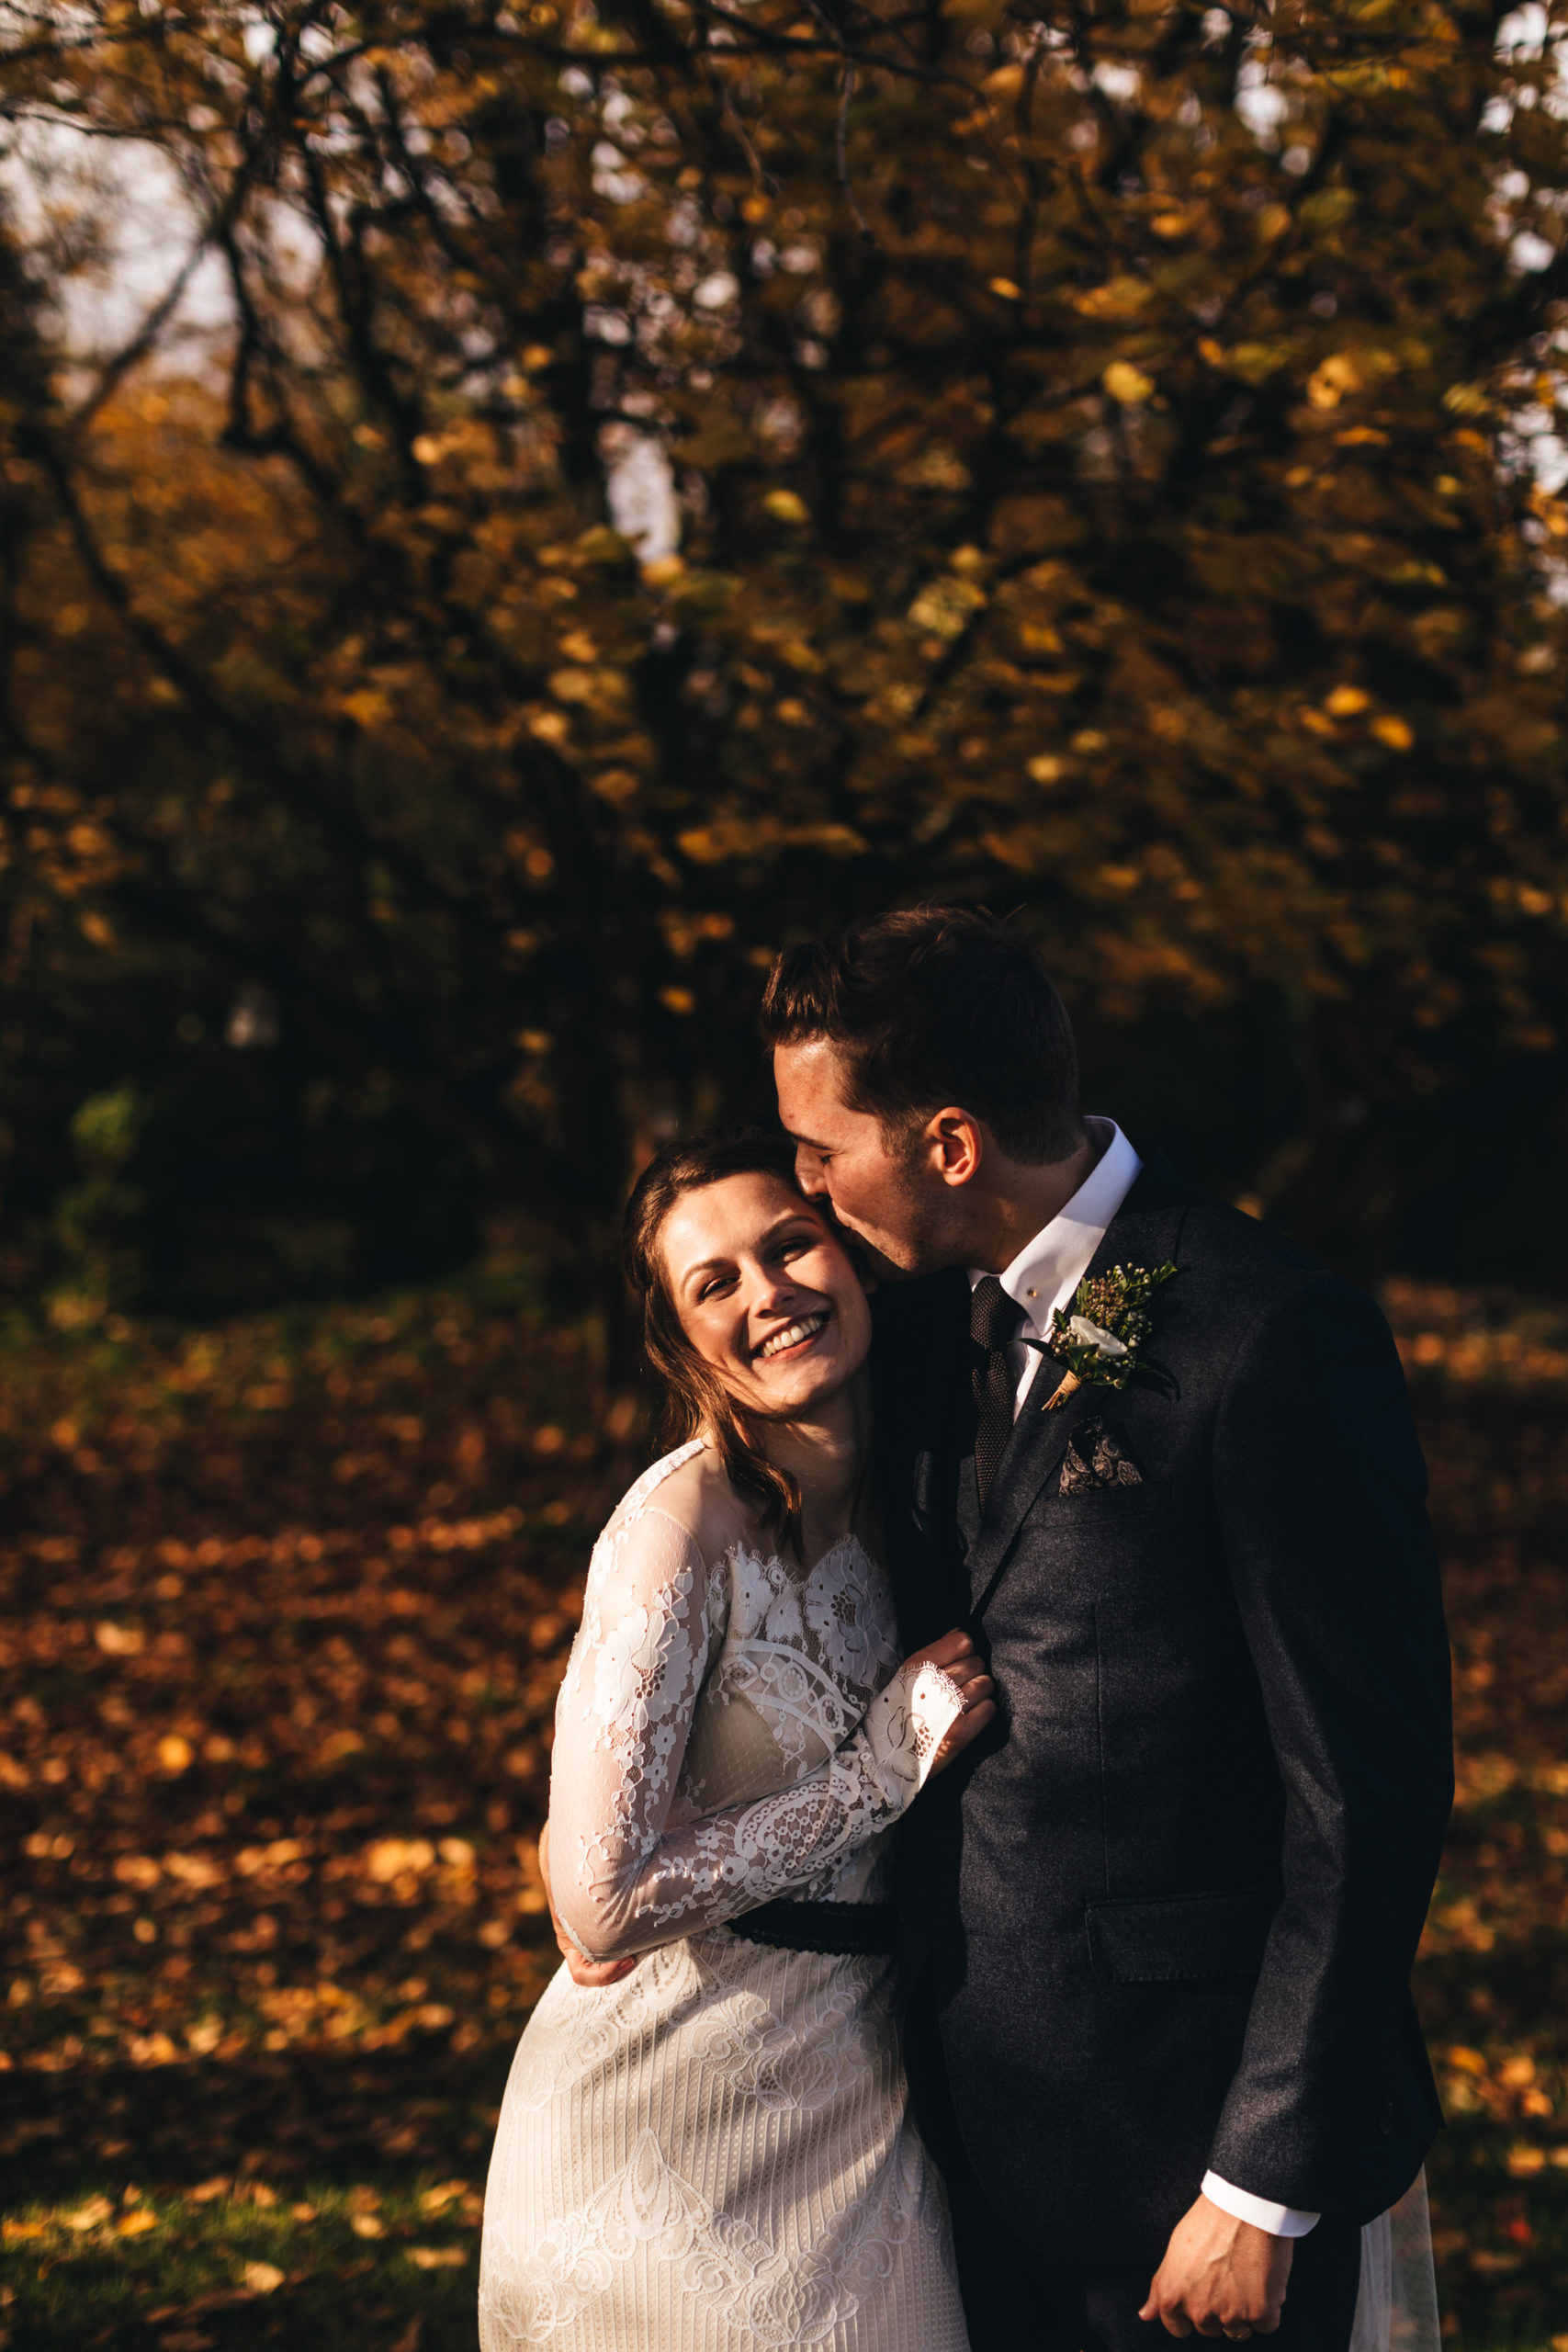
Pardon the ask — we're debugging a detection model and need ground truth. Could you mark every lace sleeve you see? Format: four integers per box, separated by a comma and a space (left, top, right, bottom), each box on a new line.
547, 1502, 966, 1962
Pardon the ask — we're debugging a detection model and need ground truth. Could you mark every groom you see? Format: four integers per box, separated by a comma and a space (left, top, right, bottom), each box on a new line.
763, 908, 1452, 2352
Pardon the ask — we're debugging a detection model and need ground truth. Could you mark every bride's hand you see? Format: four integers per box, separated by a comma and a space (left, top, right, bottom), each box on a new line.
903, 1628, 996, 1771
538, 1820, 639, 1989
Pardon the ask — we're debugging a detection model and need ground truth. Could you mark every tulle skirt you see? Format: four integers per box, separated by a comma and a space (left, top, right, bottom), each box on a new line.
1351, 2171, 1441, 2352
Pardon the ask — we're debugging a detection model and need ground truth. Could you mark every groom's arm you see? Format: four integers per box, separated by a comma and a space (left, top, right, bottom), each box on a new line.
1206, 1272, 1452, 2208
1142, 1273, 1450, 2335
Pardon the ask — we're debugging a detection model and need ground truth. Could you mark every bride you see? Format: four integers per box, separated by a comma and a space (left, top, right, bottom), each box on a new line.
477, 1127, 989, 2352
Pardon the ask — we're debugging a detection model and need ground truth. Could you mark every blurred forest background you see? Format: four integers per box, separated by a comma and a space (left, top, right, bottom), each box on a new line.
2, 0, 1568, 1320
4, 0, 1568, 2347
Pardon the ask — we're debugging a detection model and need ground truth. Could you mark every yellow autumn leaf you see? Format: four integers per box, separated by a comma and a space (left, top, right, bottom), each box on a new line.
64, 2199, 114, 2232
1103, 362, 1155, 406
784, 823, 866, 857
340, 690, 393, 730
908, 577, 987, 638
677, 820, 779, 864
1076, 277, 1149, 320
1308, 347, 1399, 410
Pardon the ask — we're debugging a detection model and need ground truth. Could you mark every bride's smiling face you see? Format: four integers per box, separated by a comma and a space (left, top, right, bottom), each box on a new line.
659, 1170, 873, 1420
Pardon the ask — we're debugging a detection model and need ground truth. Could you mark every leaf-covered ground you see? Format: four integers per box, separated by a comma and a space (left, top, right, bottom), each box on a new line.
1, 1272, 1565, 2350
1386, 1283, 1568, 2352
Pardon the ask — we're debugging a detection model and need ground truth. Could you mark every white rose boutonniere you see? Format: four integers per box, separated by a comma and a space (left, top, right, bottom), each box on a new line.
1039, 1261, 1177, 1411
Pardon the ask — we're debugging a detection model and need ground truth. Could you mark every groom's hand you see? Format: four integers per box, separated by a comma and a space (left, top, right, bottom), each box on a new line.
1139, 2195, 1293, 2338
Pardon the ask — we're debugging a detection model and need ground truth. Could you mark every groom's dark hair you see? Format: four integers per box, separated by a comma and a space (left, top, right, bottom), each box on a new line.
761, 907, 1085, 1166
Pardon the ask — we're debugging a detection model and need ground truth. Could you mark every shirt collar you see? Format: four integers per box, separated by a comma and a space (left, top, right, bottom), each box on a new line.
966, 1118, 1143, 1336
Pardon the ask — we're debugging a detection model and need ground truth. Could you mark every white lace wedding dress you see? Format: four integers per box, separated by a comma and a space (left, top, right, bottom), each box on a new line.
478, 1440, 972, 2352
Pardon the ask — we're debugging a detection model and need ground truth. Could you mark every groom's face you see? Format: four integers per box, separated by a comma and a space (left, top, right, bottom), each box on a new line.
773, 1040, 950, 1280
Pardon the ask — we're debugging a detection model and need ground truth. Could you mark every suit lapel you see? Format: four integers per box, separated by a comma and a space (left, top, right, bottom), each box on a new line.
963, 1165, 1192, 1625
963, 1378, 1101, 1621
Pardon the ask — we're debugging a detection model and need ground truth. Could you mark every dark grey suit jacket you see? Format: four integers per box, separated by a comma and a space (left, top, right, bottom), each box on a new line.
875, 1154, 1453, 2268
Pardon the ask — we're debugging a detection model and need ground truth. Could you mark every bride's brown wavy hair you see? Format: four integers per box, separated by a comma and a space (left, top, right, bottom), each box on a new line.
623, 1128, 817, 1552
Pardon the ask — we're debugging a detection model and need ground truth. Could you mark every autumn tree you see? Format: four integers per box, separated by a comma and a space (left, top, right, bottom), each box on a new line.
1, 0, 1566, 1316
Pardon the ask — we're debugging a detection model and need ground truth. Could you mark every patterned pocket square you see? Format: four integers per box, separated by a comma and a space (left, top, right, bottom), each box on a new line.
1059, 1418, 1145, 1496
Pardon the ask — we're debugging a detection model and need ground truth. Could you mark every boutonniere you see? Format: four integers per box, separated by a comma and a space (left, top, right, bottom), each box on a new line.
1038, 1261, 1177, 1411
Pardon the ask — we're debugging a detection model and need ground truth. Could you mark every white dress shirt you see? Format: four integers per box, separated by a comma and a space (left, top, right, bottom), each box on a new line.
965, 1116, 1319, 2243
968, 1117, 1144, 1410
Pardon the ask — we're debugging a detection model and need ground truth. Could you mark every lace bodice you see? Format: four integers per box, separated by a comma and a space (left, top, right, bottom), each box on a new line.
549, 1442, 965, 1962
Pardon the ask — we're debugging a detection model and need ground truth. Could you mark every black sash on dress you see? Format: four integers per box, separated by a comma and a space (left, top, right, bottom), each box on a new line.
727, 1898, 897, 1956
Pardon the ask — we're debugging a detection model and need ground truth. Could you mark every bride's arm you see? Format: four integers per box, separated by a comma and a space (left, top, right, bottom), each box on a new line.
537, 1820, 638, 1987
546, 1501, 977, 1963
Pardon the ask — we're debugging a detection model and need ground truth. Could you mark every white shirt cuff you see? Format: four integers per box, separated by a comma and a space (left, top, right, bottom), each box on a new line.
1201, 2173, 1320, 2238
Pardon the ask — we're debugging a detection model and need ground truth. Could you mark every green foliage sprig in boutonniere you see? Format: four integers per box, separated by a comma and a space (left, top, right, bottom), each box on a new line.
1039, 1261, 1177, 1411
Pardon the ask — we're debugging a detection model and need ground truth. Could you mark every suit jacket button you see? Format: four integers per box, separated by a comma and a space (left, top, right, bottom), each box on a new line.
1378, 2097, 1395, 2135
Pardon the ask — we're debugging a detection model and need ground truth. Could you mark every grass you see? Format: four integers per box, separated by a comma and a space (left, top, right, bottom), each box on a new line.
0, 1269, 1565, 2348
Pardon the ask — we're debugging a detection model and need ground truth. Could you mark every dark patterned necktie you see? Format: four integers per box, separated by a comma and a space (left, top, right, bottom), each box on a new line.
970, 1274, 1023, 1516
